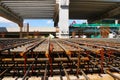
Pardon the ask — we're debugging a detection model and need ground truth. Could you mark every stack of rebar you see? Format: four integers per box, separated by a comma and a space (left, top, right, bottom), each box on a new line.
0, 38, 120, 80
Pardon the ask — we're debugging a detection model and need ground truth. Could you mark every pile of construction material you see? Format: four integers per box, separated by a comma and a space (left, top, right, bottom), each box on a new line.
0, 38, 120, 80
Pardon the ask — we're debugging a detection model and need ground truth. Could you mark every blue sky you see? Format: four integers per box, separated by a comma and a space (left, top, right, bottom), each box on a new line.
0, 16, 87, 29
24, 19, 54, 27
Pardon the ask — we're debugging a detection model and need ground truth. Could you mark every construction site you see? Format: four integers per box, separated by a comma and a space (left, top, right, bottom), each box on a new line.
0, 0, 120, 80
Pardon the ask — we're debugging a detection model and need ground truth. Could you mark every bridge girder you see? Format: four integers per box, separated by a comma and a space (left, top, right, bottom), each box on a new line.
0, 2, 23, 27
89, 6, 120, 22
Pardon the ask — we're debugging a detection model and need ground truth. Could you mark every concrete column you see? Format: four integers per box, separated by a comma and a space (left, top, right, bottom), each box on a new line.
72, 31, 76, 38
117, 20, 120, 35
20, 27, 23, 38
115, 20, 118, 24
115, 20, 120, 34
27, 23, 29, 38
1, 33, 5, 38
57, 0, 69, 38
19, 23, 23, 38
54, 21, 58, 27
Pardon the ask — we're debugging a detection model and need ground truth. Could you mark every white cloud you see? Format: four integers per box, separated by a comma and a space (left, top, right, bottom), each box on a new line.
29, 27, 55, 32
7, 27, 20, 32
0, 17, 19, 31
47, 20, 52, 24
0, 17, 13, 23
0, 16, 18, 27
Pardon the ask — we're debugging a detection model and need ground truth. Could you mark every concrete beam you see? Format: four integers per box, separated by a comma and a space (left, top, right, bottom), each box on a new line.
107, 7, 120, 17
53, 3, 59, 27
0, 3, 23, 26
70, 0, 120, 2
89, 7, 120, 22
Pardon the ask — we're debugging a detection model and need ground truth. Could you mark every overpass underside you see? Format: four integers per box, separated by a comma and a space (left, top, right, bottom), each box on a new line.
0, 0, 120, 38
70, 0, 120, 20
